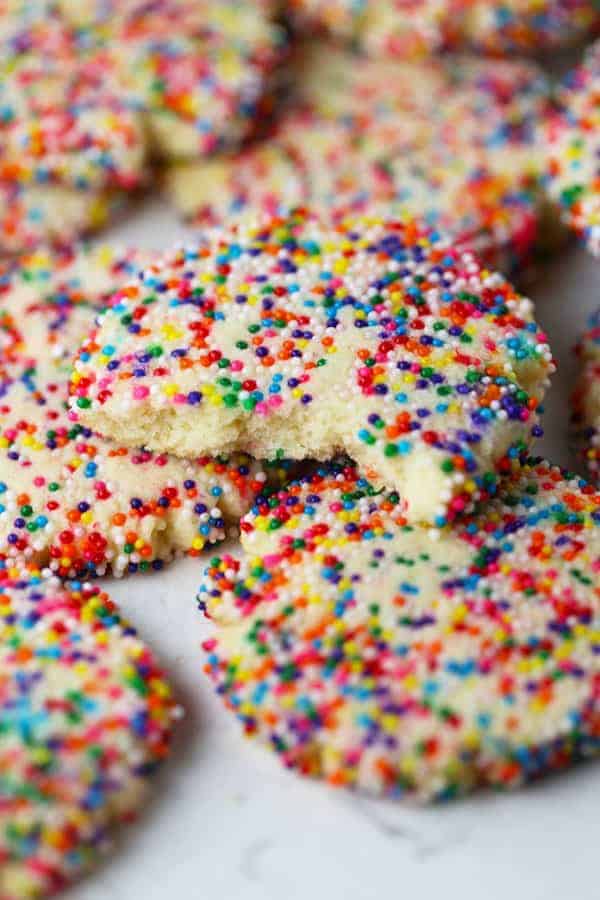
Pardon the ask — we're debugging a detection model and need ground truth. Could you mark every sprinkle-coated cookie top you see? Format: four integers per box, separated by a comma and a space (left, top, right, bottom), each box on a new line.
71, 212, 554, 525
199, 459, 600, 800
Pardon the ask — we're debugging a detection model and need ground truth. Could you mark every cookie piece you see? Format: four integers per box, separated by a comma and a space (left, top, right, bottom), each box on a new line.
71, 213, 554, 526
286, 0, 600, 55
572, 308, 600, 480
545, 41, 600, 258
0, 570, 180, 898
109, 0, 286, 160
0, 13, 146, 251
0, 248, 265, 577
167, 46, 550, 274
199, 459, 600, 801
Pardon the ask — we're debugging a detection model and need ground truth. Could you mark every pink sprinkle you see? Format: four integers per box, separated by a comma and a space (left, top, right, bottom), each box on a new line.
133, 385, 150, 400
268, 395, 283, 408
230, 360, 243, 372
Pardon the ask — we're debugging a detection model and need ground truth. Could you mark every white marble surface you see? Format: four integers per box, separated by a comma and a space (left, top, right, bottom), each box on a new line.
67, 202, 600, 900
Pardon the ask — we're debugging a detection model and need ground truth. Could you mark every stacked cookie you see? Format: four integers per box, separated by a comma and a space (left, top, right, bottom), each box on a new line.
63, 209, 598, 801
0, 2, 599, 898
0, 244, 272, 899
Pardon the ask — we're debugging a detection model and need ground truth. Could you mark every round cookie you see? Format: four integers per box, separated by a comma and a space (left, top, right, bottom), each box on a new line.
0, 248, 265, 577
199, 459, 600, 801
71, 212, 554, 527
544, 41, 600, 258
0, 569, 180, 899
110, 0, 286, 160
167, 46, 551, 274
286, 0, 600, 55
0, 12, 147, 250
571, 307, 600, 481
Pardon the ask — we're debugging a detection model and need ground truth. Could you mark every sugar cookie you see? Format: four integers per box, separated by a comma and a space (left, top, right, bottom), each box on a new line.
167, 46, 551, 274
0, 569, 180, 898
71, 213, 554, 525
199, 459, 600, 800
0, 13, 146, 250
111, 0, 286, 160
0, 248, 265, 577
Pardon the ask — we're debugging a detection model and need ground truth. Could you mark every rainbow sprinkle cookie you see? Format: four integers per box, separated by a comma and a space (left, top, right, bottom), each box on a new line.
572, 307, 600, 481
167, 46, 550, 274
110, 0, 286, 160
199, 459, 600, 801
0, 247, 265, 577
545, 41, 600, 258
71, 212, 554, 526
0, 570, 181, 899
286, 0, 600, 55
0, 12, 147, 251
